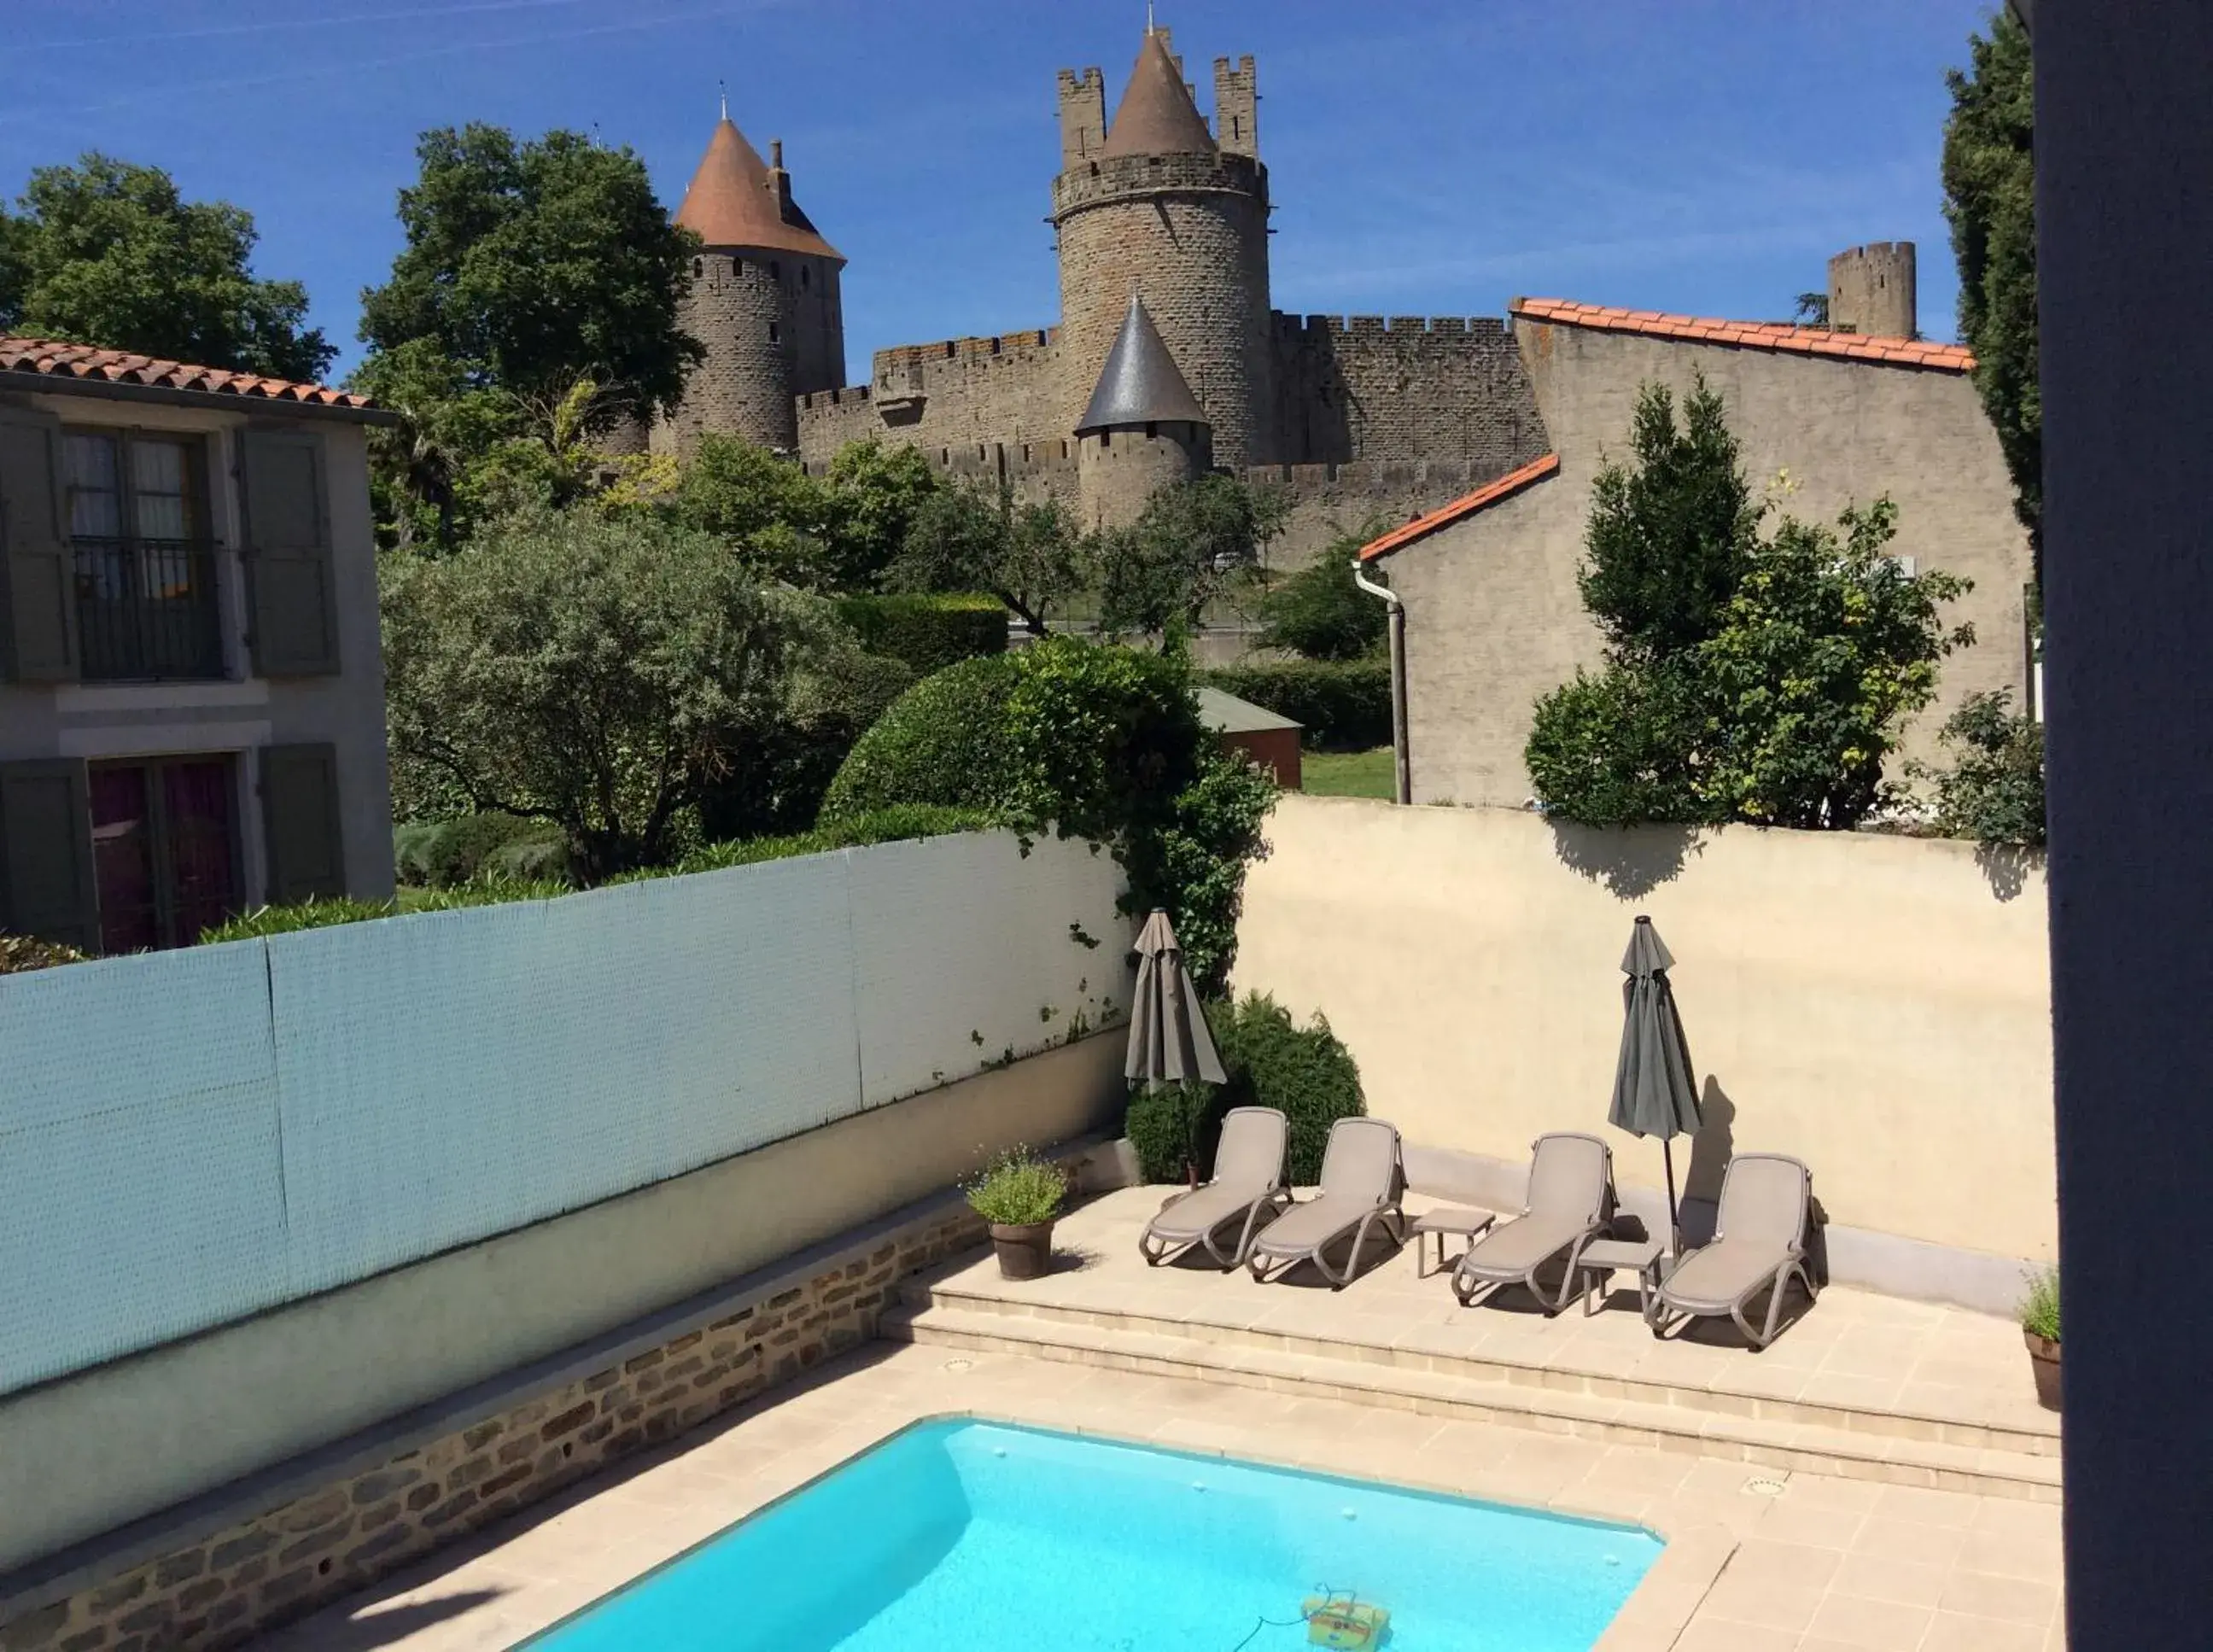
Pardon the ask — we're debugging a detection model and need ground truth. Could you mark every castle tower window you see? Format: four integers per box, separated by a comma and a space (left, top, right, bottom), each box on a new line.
770, 260, 781, 280
801, 266, 810, 289
692, 257, 703, 277
1100, 430, 1112, 449
734, 258, 744, 276
1146, 421, 1158, 439
768, 322, 780, 343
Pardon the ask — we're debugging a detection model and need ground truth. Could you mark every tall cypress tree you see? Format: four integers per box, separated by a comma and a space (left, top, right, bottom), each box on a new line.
1941, 11, 2039, 575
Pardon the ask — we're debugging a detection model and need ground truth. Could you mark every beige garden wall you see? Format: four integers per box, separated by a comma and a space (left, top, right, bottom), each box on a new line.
0, 1031, 1125, 1576
1234, 796, 2054, 1265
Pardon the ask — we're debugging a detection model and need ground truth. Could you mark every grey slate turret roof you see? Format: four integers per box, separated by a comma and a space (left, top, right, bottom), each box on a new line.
1076, 295, 1210, 434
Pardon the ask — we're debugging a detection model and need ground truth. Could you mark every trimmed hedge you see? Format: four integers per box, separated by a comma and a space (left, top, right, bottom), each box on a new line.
1201, 659, 1391, 751
817, 652, 1022, 822
195, 807, 995, 948
834, 593, 1008, 676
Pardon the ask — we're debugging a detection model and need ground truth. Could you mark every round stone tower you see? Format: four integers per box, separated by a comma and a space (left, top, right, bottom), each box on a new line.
1825, 242, 1918, 341
1052, 24, 1272, 472
1075, 293, 1213, 528
653, 109, 846, 458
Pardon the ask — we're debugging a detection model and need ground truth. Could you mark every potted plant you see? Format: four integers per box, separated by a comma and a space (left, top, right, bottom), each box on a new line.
964, 1147, 1066, 1281
2019, 1264, 2060, 1410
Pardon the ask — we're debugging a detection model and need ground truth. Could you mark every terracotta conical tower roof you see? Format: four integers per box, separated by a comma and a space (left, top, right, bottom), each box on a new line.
1077, 294, 1209, 433
1098, 29, 1217, 160
674, 115, 842, 262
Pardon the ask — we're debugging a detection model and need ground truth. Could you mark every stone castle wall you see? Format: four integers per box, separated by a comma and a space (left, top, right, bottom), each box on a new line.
1249, 457, 1528, 573
656, 249, 845, 457
795, 329, 1069, 473
1052, 151, 1274, 471
1272, 313, 1550, 470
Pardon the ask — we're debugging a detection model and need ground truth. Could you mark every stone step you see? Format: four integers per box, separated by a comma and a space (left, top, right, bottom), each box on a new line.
897, 1276, 2058, 1462
880, 1301, 2062, 1504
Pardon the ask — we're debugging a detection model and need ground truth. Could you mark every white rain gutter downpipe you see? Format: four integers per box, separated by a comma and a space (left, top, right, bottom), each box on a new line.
1351, 559, 1411, 805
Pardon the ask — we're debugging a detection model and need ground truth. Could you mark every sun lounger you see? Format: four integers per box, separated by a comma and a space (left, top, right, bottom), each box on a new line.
1244, 1117, 1405, 1289
1451, 1133, 1614, 1314
1138, 1106, 1291, 1269
1650, 1153, 1818, 1350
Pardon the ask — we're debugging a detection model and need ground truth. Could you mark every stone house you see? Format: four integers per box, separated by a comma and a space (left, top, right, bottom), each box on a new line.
0, 338, 399, 954
1358, 297, 2034, 809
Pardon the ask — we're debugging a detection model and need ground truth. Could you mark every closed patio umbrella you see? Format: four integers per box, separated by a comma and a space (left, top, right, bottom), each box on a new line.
1609, 914, 1703, 1252
1124, 908, 1227, 1089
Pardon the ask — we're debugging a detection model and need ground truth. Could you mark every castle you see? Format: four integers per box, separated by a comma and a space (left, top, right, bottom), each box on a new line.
643, 20, 1938, 566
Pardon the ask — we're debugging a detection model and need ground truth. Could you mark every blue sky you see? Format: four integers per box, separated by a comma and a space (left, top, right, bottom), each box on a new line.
5, 1, 2000, 384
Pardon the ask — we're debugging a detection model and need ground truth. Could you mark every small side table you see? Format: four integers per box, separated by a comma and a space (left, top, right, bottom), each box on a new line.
1577, 1236, 1667, 1322
1408, 1207, 1496, 1278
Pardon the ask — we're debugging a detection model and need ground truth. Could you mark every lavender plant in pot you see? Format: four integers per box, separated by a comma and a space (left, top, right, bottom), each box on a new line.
964, 1147, 1066, 1281
2019, 1264, 2060, 1410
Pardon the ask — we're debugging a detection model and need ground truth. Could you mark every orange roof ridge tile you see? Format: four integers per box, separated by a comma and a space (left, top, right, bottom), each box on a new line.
1358, 452, 1562, 562
1509, 297, 1975, 373
0, 335, 379, 411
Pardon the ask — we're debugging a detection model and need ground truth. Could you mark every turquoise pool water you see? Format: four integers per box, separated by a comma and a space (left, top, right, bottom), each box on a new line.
522, 1418, 1662, 1650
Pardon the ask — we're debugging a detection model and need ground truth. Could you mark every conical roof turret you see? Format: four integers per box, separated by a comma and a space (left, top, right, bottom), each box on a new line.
674, 114, 842, 261
1098, 29, 1217, 160
1077, 293, 1209, 433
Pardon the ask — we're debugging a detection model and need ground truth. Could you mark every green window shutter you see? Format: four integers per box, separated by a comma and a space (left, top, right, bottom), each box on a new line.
0, 758, 99, 951
0, 405, 81, 682
260, 743, 346, 904
241, 428, 340, 677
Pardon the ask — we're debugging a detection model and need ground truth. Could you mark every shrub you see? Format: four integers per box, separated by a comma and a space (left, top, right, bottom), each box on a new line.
0, 933, 89, 972
1123, 747, 1277, 998
2019, 1264, 2059, 1343
394, 811, 573, 888
645, 804, 994, 878
1254, 541, 1387, 661
816, 652, 1021, 822
1208, 993, 1365, 1186
1201, 659, 1392, 752
699, 646, 915, 841
961, 1146, 1066, 1226
1919, 689, 2046, 848
833, 593, 1007, 676
1124, 1082, 1229, 1186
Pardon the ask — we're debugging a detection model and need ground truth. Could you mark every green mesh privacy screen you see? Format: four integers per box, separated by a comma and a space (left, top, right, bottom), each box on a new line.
0, 832, 1127, 1395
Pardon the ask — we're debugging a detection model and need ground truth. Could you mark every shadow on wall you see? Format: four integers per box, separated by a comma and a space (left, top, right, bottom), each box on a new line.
1976, 842, 2040, 903
1547, 820, 1706, 900
1678, 1075, 1830, 1284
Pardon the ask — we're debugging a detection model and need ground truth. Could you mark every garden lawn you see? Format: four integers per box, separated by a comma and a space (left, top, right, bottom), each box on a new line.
1300, 747, 1394, 799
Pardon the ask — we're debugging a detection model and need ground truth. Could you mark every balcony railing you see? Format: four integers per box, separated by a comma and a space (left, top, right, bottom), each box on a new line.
72, 538, 225, 682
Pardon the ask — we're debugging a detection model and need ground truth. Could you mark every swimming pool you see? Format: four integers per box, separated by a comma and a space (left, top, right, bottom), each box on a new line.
521, 1417, 1662, 1650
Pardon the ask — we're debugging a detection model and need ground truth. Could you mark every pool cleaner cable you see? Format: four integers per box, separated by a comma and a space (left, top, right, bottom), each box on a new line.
1226, 1584, 1390, 1651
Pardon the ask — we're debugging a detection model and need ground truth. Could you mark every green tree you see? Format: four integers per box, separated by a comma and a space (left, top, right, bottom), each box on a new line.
1698, 500, 1971, 830
817, 440, 943, 591
1579, 377, 1760, 662
665, 433, 836, 583
1096, 476, 1290, 639
888, 479, 1089, 633
0, 153, 331, 378
1941, 10, 2039, 569
359, 125, 699, 424
1527, 384, 1970, 831
1916, 689, 2046, 848
1253, 528, 1388, 660
381, 505, 829, 879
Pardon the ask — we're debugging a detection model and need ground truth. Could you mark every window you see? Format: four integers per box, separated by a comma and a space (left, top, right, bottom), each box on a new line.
768, 322, 780, 344
1146, 421, 1159, 439
770, 260, 781, 281
801, 266, 810, 289
66, 429, 221, 680
88, 755, 239, 952
692, 257, 703, 277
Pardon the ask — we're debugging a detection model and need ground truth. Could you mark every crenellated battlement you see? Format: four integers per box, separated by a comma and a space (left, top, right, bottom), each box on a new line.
1049, 149, 1267, 219
1272, 313, 1512, 341
873, 328, 1058, 370
796, 384, 871, 412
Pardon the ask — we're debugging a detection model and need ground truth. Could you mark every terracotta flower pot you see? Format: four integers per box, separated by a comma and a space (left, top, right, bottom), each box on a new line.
990, 1221, 1056, 1280
2024, 1328, 2061, 1410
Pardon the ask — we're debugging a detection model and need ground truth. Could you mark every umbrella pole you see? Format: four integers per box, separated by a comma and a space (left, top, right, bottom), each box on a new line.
1662, 1138, 1682, 1255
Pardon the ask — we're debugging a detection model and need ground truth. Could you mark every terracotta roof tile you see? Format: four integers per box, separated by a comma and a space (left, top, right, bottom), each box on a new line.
1099, 29, 1217, 160
1358, 453, 1561, 562
674, 117, 843, 261
0, 336, 378, 411
1510, 297, 1975, 373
